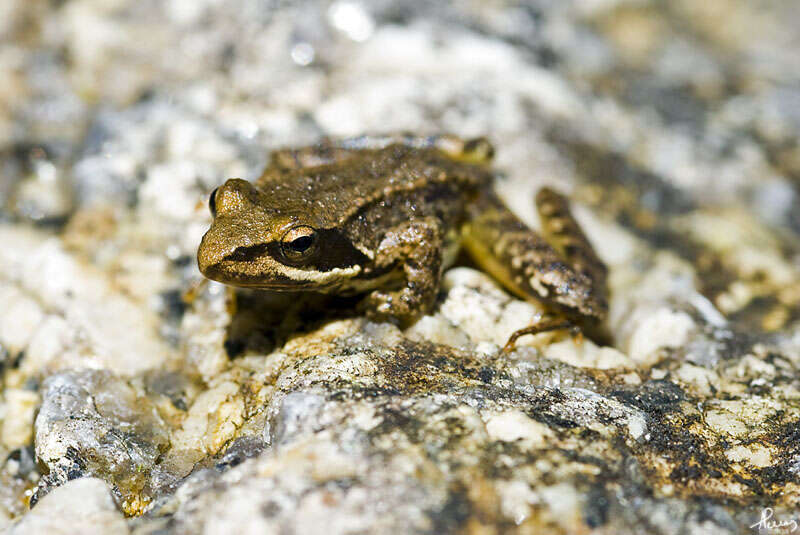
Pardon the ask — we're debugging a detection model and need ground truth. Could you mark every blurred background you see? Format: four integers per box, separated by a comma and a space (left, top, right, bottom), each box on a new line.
3, 0, 800, 532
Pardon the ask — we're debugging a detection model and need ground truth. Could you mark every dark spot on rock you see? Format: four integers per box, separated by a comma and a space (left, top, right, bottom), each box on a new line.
537, 412, 579, 430
23, 376, 40, 391
358, 385, 402, 398
144, 370, 193, 411
66, 465, 84, 480
429, 486, 470, 534
214, 436, 265, 472
172, 255, 192, 267
732, 473, 764, 495
220, 42, 236, 71
224, 338, 246, 358
687, 500, 740, 533
749, 419, 800, 493
8, 349, 24, 370
754, 464, 795, 489
159, 289, 187, 322
28, 490, 42, 509
327, 390, 348, 402
520, 388, 580, 430
610, 380, 686, 416
626, 80, 709, 130
371, 406, 423, 444
261, 500, 281, 517
5, 446, 36, 477
771, 419, 800, 449
536, 45, 559, 68
477, 366, 495, 384
583, 485, 610, 528
134, 86, 157, 103
670, 463, 702, 482
0, 344, 8, 373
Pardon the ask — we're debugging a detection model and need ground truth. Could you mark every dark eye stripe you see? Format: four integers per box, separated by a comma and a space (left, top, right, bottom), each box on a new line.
225, 243, 270, 262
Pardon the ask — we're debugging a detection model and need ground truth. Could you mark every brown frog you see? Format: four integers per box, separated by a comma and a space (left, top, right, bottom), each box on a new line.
197, 134, 608, 349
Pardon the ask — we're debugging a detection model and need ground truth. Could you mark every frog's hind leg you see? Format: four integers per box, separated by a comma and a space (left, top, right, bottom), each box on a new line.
535, 187, 608, 300
461, 190, 608, 350
502, 318, 580, 353
461, 191, 595, 313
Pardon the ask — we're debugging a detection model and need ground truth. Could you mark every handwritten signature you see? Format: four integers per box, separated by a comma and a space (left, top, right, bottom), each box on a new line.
751, 508, 799, 533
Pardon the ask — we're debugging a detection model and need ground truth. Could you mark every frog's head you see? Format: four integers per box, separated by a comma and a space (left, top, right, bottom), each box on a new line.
197, 178, 368, 290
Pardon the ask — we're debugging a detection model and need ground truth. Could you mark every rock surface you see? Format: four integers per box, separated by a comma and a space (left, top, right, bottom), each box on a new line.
9, 478, 128, 535
2, 1, 800, 533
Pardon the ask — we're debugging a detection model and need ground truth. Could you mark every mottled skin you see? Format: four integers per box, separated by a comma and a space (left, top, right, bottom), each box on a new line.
197, 134, 608, 347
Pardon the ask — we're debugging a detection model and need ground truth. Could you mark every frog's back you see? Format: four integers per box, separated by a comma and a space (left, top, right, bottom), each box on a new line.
255, 144, 493, 229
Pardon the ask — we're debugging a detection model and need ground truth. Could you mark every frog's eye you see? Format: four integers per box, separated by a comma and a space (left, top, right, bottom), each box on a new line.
208, 187, 219, 217
281, 226, 318, 261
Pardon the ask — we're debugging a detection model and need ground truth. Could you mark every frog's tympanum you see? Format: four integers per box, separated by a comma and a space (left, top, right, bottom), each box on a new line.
197, 134, 608, 349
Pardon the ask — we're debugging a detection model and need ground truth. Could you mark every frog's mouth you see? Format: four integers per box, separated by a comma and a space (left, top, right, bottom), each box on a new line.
202, 255, 364, 292
202, 261, 320, 290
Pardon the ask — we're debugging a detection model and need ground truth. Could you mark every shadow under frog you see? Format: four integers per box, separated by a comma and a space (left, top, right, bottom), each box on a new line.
222, 289, 364, 357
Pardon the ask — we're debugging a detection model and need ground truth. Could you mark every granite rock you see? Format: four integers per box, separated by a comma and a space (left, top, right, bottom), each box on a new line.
9, 478, 128, 535
2, 0, 800, 533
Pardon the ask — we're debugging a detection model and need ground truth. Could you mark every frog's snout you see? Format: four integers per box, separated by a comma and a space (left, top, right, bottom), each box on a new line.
197, 229, 223, 279
197, 220, 241, 280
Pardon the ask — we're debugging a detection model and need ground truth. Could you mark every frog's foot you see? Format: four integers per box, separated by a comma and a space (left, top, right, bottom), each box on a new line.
433, 135, 495, 164
360, 218, 443, 326
361, 289, 431, 327
502, 317, 580, 353
182, 278, 238, 316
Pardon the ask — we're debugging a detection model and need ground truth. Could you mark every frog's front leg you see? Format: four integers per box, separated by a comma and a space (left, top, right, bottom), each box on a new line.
360, 218, 443, 326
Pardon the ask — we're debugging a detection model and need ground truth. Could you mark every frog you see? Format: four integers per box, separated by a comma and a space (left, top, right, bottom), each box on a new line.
197, 134, 608, 350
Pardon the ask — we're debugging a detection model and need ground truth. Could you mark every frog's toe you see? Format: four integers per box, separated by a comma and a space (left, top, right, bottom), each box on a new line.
359, 289, 430, 328
462, 137, 495, 162
433, 135, 494, 164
